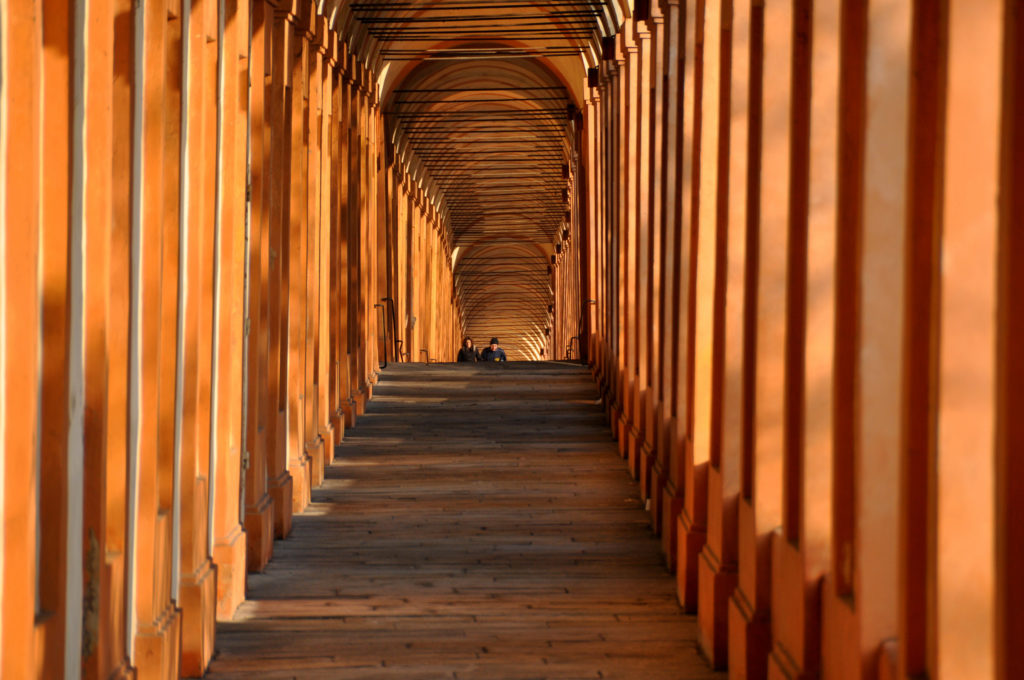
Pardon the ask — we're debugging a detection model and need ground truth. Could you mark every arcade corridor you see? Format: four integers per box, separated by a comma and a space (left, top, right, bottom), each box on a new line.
2, 0, 1023, 679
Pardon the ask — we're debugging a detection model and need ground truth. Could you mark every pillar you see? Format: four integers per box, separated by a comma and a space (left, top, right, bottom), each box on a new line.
698, 0, 749, 666
266, 3, 295, 540
767, 1, 837, 677
661, 0, 700, 573
727, 0, 788, 674
211, 0, 250, 622
653, 0, 682, 546
243, 0, 275, 576
285, 5, 312, 515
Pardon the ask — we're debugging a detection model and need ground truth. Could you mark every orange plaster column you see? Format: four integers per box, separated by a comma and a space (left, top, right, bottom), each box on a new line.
997, 6, 1024, 678
601, 54, 619, 418
653, 0, 682, 544
36, 0, 74, 673
243, 0, 275, 575
178, 0, 220, 665
620, 29, 639, 466
285, 8, 312, 515
338, 58, 358, 427
698, 0, 749, 665
727, 0, 789, 675
79, 0, 134, 675
631, 19, 654, 492
351, 66, 370, 413
583, 89, 599, 367
130, 0, 183, 674
679, 0, 719, 615
823, 2, 913, 675
642, 3, 666, 520
327, 47, 347, 443
303, 15, 326, 492
160, 0, 187, 665
768, 2, 837, 677
1, 3, 43, 676
930, 2, 1000, 676
819, 3, 908, 677
105, 3, 141, 672
266, 4, 295, 539
318, 28, 337, 466
211, 0, 250, 622
661, 0, 699, 573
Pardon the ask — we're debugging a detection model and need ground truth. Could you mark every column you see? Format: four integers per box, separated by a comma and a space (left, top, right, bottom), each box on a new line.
641, 2, 666, 516
653, 0, 682, 543
303, 14, 325, 491
996, 6, 1024, 679
630, 18, 654, 489
243, 0, 275, 575
727, 0, 789, 673
768, 0, 837, 676
698, 0, 749, 666
266, 4, 294, 540
2, 2, 43, 677
212, 0, 250, 622
285, 7, 311, 514
818, 2, 907, 678
661, 0, 699, 572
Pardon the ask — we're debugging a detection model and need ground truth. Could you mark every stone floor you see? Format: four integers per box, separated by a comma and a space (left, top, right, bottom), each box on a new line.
206, 362, 723, 680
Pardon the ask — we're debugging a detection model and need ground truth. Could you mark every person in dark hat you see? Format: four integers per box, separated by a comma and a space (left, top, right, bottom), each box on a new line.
480, 337, 507, 362
457, 337, 480, 362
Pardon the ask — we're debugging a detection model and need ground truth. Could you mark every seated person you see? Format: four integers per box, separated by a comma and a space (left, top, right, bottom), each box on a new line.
480, 337, 508, 362
457, 337, 480, 362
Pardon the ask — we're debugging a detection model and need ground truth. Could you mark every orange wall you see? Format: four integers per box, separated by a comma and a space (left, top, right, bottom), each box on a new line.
587, 1, 1022, 679
0, 1, 458, 676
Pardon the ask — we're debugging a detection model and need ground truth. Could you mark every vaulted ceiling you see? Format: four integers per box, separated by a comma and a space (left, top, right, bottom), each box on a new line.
330, 0, 629, 359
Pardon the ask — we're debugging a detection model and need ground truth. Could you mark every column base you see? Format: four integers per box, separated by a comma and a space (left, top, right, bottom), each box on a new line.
331, 407, 345, 449
306, 434, 325, 489
698, 546, 738, 670
627, 425, 642, 480
214, 524, 247, 621
677, 510, 706, 612
768, 534, 822, 680
639, 395, 657, 503
179, 559, 216, 677
244, 492, 274, 573
649, 458, 667, 536
107, 659, 135, 680
342, 398, 357, 428
821, 577, 862, 680
608, 400, 621, 437
639, 439, 655, 501
322, 421, 336, 466
769, 646, 808, 680
661, 488, 683, 571
355, 387, 368, 415
878, 640, 899, 680
134, 603, 181, 680
617, 413, 630, 458
728, 588, 772, 680
288, 453, 311, 514
268, 470, 293, 539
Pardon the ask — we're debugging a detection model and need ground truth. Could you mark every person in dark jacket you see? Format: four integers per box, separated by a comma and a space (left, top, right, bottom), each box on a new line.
457, 337, 480, 362
480, 337, 508, 362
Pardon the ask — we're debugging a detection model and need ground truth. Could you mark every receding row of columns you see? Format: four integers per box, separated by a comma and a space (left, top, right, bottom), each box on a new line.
0, 1, 457, 677
585, 1, 1023, 678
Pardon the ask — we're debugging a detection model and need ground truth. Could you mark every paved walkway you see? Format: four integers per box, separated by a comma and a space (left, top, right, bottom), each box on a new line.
207, 362, 723, 680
